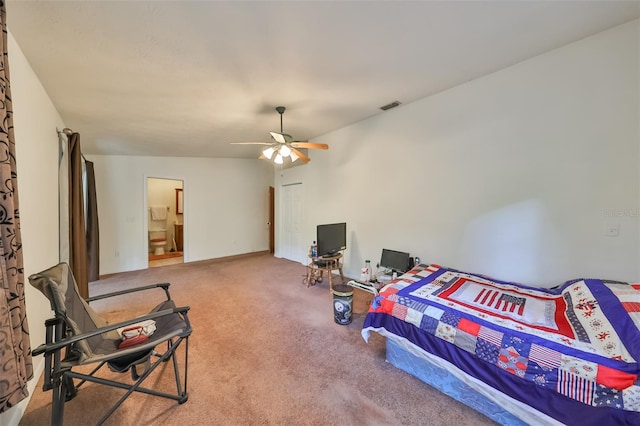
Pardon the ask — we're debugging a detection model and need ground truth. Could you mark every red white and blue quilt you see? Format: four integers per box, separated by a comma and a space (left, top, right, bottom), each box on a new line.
362, 264, 640, 425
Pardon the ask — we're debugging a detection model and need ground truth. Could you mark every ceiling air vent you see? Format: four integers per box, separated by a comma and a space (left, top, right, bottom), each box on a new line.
380, 101, 401, 111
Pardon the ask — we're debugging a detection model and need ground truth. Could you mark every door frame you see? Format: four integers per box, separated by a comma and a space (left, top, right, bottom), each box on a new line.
144, 175, 186, 266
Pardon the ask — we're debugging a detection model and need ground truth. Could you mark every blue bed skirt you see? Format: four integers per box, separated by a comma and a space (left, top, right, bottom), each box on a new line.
385, 338, 527, 426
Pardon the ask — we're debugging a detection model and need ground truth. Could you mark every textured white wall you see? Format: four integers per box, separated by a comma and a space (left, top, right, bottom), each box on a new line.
87, 155, 273, 275
276, 20, 640, 287
2, 30, 64, 426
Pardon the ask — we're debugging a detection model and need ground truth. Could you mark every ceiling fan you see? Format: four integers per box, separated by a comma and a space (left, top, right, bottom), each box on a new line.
230, 106, 329, 164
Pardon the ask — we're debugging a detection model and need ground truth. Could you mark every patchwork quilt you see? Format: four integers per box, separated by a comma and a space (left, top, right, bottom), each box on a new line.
362, 264, 640, 424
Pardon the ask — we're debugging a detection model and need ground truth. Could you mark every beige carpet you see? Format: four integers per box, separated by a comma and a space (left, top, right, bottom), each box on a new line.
21, 253, 496, 425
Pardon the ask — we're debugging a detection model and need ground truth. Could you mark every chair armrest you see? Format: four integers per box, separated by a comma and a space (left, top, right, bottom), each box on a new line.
32, 305, 190, 356
86, 283, 171, 302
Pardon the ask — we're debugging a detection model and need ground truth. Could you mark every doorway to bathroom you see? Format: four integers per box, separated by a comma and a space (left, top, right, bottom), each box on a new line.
147, 177, 184, 268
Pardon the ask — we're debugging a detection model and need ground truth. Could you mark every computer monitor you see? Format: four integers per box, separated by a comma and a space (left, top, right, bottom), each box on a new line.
379, 249, 410, 274
316, 222, 346, 257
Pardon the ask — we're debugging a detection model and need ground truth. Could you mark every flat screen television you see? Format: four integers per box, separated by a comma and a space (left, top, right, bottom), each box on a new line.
379, 248, 410, 274
316, 222, 346, 257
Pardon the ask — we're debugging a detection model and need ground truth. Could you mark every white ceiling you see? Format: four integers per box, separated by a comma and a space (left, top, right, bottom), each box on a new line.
6, 1, 639, 159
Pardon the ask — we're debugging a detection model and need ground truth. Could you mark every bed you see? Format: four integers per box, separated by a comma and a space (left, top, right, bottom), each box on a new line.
362, 264, 640, 425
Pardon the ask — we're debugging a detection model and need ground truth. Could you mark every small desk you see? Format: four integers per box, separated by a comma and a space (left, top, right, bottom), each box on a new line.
304, 253, 345, 292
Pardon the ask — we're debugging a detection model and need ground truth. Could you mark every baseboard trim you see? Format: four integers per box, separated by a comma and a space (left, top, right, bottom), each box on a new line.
98, 250, 271, 280
187, 250, 271, 265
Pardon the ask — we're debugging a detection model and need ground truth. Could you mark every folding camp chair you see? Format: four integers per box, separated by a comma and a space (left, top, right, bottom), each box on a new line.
29, 262, 192, 426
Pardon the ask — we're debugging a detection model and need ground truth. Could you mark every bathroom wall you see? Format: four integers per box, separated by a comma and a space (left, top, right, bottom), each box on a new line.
147, 177, 183, 252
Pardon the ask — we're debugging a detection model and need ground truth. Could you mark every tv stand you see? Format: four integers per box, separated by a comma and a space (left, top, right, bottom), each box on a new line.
304, 252, 345, 292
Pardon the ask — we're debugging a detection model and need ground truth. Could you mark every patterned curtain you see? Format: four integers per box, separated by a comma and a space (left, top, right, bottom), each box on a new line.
0, 0, 33, 412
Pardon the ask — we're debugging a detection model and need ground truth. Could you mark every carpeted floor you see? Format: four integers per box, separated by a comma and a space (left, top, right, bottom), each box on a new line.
21, 253, 496, 425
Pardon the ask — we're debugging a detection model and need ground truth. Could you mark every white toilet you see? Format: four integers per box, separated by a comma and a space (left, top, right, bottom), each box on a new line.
149, 229, 168, 255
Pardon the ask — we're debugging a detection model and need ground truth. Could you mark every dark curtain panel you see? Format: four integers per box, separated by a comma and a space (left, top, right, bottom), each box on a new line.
85, 161, 99, 282
0, 0, 33, 412
69, 133, 89, 299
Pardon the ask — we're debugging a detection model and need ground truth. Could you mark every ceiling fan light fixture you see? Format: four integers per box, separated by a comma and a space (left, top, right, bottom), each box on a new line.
262, 147, 276, 159
289, 151, 299, 163
274, 153, 284, 164
279, 144, 291, 157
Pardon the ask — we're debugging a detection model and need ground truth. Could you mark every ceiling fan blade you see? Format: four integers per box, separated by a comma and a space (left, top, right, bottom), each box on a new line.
291, 147, 310, 163
291, 142, 329, 150
270, 131, 294, 144
269, 131, 286, 144
230, 142, 272, 145
258, 154, 267, 159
